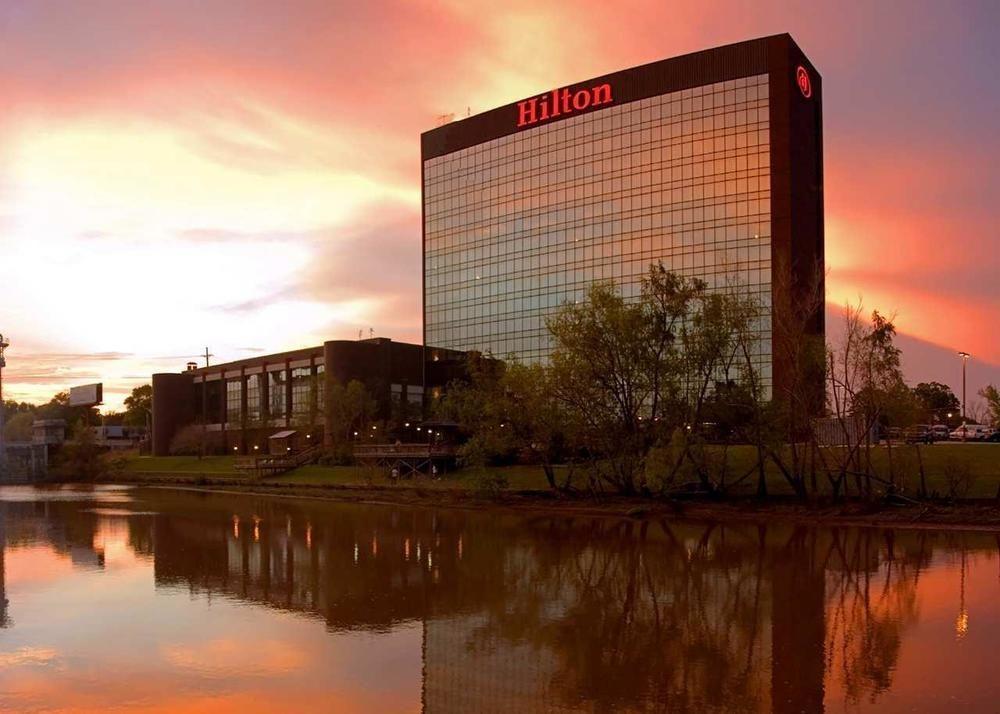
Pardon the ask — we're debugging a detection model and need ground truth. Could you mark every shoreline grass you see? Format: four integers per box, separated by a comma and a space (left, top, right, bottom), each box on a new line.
120, 443, 1000, 499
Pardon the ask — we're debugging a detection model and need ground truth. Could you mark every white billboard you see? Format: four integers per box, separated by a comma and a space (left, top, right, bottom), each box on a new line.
69, 383, 103, 408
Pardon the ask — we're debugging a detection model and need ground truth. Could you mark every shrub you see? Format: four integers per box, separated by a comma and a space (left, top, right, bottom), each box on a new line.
105, 452, 129, 478
50, 421, 107, 481
942, 457, 977, 499
169, 424, 223, 455
318, 445, 354, 466
361, 465, 381, 486
473, 470, 509, 500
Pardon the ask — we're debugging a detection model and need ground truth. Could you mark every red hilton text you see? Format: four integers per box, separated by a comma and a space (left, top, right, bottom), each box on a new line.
516, 83, 613, 128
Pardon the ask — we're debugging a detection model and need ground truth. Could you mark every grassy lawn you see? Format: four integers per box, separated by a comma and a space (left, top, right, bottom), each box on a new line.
274, 464, 551, 491
679, 443, 1000, 499
118, 443, 1000, 499
121, 455, 243, 476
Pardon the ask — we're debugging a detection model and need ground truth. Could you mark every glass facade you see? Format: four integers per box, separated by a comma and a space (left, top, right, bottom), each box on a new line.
291, 367, 312, 421
246, 374, 262, 423
425, 74, 773, 391
225, 379, 241, 424
315, 364, 325, 415
268, 370, 287, 420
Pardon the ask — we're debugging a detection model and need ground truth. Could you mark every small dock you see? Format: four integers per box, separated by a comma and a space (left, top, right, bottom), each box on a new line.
353, 443, 456, 478
234, 443, 323, 478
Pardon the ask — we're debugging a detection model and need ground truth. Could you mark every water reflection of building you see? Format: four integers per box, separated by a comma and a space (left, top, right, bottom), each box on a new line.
0, 506, 7, 628
423, 613, 572, 713
1, 491, 997, 712
150, 497, 459, 631
771, 528, 825, 714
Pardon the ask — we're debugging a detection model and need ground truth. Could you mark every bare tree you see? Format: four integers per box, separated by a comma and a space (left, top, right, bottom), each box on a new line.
819, 303, 906, 500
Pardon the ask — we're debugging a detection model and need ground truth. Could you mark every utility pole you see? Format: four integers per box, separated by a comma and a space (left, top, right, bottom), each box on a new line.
203, 347, 213, 368
0, 334, 9, 475
958, 351, 970, 422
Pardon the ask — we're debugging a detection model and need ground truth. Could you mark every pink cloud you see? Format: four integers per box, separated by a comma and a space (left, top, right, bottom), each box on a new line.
0, 0, 996, 407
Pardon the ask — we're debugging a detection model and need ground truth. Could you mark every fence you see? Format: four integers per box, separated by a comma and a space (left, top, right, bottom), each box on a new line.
0, 443, 49, 483
812, 417, 880, 447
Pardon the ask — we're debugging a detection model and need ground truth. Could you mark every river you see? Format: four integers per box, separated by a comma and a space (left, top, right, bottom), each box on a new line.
0, 485, 997, 712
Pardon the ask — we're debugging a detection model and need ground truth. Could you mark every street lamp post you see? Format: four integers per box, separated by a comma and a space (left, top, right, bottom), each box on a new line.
958, 351, 971, 423
957, 351, 972, 442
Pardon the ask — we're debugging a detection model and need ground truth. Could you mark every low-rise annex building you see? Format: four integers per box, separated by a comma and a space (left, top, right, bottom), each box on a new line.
151, 337, 464, 456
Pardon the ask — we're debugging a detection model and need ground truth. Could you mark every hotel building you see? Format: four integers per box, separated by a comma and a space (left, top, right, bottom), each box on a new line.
150, 338, 464, 457
422, 34, 824, 397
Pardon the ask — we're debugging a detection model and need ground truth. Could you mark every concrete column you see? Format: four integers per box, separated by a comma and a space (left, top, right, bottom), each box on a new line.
284, 359, 292, 429
239, 367, 247, 454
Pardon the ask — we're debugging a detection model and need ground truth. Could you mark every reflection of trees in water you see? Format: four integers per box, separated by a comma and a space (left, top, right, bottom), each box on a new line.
823, 529, 925, 705
461, 519, 774, 712
2, 494, 998, 712
555, 521, 770, 712
454, 520, 994, 713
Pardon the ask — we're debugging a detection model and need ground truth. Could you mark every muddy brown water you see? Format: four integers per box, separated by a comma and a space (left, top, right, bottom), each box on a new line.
0, 484, 997, 712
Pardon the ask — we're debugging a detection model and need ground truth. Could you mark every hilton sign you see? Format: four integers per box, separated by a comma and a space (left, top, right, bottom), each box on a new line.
517, 83, 613, 128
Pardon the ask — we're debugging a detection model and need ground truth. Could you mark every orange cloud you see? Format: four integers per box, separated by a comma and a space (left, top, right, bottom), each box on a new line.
0, 1, 996, 407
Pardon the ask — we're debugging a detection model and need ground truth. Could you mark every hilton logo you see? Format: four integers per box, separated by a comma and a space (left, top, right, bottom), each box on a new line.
796, 66, 812, 98
516, 83, 613, 128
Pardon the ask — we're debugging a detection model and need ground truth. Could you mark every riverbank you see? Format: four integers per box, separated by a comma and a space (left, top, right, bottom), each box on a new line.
103, 455, 1000, 530
120, 443, 1000, 495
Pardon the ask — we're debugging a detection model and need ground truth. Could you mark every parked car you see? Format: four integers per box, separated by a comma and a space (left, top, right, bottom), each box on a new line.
930, 424, 951, 441
950, 424, 991, 441
986, 429, 1000, 443
967, 425, 992, 440
904, 425, 935, 444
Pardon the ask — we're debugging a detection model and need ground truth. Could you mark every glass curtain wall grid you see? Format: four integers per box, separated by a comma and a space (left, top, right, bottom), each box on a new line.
424, 75, 774, 392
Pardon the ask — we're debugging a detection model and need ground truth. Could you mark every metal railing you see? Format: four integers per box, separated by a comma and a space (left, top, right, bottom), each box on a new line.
234, 442, 323, 478
353, 443, 455, 459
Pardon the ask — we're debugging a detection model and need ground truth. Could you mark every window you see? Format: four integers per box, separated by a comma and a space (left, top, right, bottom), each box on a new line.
316, 364, 325, 414
269, 370, 287, 420
246, 374, 261, 422
291, 367, 312, 421
226, 379, 241, 424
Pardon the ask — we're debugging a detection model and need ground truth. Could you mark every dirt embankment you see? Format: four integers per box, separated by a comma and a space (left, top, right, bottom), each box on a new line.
101, 472, 1000, 531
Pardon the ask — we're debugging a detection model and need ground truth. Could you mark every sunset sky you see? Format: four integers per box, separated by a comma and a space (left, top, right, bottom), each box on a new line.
1, 0, 997, 411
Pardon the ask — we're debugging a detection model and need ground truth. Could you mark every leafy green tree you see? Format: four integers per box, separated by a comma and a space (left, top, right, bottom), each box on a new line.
545, 264, 761, 494
122, 384, 152, 426
3, 411, 34, 442
53, 419, 106, 481
2, 399, 34, 423
325, 379, 376, 448
878, 382, 922, 430
100, 410, 125, 426
547, 281, 660, 494
438, 356, 580, 491
911, 381, 960, 425
35, 391, 98, 426
979, 385, 1000, 428
437, 354, 516, 465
